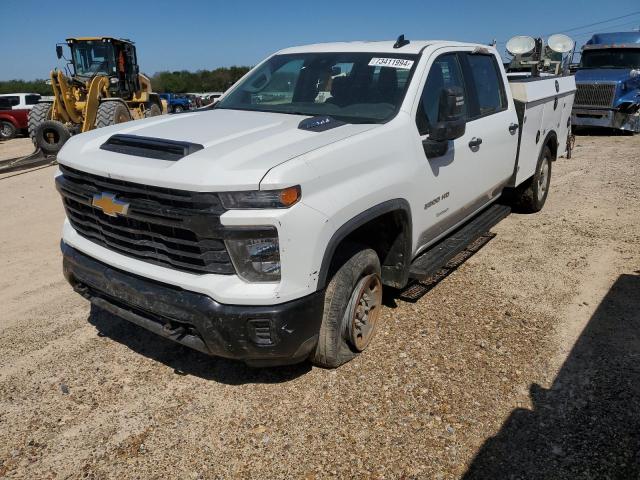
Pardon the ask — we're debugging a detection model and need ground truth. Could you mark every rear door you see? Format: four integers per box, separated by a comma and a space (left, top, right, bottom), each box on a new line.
459, 52, 519, 195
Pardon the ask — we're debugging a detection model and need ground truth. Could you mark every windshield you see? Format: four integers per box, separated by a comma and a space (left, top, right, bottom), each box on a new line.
216, 52, 419, 123
71, 41, 116, 77
580, 48, 640, 69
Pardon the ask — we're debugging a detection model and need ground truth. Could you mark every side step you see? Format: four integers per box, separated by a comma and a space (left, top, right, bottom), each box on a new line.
408, 203, 511, 282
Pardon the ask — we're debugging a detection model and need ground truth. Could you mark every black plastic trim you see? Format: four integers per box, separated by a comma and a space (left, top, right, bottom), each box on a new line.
100, 134, 204, 161
317, 198, 412, 290
62, 242, 325, 366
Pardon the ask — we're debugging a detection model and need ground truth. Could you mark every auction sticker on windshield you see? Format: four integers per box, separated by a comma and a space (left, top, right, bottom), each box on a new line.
368, 58, 414, 69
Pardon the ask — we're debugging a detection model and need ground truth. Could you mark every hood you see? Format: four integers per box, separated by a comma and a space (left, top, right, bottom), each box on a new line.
57, 109, 378, 191
575, 68, 634, 83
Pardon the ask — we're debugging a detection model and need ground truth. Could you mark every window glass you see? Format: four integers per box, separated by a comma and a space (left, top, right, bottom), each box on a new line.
0, 96, 20, 108
466, 54, 505, 116
25, 95, 40, 105
580, 48, 640, 69
216, 52, 418, 123
71, 41, 115, 77
0, 98, 13, 110
416, 53, 466, 134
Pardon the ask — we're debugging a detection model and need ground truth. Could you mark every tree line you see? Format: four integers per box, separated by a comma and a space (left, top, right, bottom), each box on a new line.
0, 66, 252, 95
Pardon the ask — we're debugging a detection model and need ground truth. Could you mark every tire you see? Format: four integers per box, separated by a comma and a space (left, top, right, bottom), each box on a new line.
144, 103, 162, 118
0, 120, 17, 140
34, 120, 71, 155
28, 102, 53, 145
95, 101, 132, 129
511, 145, 553, 213
173, 105, 183, 113
311, 244, 383, 368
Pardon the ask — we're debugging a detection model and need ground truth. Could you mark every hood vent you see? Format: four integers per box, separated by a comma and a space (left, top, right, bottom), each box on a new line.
298, 115, 346, 132
100, 134, 204, 161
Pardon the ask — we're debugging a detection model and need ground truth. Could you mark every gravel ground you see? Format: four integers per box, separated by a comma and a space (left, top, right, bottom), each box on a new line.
0, 134, 638, 479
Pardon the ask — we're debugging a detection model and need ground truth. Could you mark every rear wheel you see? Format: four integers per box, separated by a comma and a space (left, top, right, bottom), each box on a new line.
28, 102, 53, 145
144, 104, 162, 118
510, 145, 553, 213
173, 105, 183, 113
0, 121, 17, 140
311, 245, 383, 368
95, 101, 132, 129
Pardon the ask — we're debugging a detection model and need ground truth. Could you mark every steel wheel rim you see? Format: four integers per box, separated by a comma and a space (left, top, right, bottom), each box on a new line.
538, 157, 550, 202
1, 124, 11, 137
348, 273, 382, 351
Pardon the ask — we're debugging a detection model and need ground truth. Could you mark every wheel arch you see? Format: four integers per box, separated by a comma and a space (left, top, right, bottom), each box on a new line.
543, 130, 558, 161
317, 199, 413, 290
0, 114, 19, 128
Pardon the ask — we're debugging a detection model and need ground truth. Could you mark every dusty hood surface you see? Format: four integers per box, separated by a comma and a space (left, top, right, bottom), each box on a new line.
57, 108, 378, 191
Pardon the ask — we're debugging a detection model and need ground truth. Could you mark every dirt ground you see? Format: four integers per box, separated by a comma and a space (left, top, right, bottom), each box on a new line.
0, 137, 33, 162
0, 134, 638, 479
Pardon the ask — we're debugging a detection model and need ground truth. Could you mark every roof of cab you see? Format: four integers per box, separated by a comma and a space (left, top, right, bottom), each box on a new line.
66, 37, 134, 44
277, 40, 484, 55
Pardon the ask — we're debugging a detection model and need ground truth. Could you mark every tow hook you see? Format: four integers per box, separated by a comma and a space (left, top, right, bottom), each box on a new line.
162, 322, 185, 336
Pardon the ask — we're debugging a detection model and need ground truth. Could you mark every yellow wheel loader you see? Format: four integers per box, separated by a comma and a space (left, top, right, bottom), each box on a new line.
29, 37, 166, 155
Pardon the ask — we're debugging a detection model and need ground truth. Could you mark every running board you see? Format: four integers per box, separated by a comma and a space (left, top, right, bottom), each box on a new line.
408, 203, 511, 281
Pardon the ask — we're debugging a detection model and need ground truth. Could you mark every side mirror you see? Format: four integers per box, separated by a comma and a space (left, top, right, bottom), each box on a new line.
423, 86, 466, 159
56, 45, 63, 59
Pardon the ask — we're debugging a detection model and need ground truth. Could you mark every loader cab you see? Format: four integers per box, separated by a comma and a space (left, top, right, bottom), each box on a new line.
65, 37, 141, 99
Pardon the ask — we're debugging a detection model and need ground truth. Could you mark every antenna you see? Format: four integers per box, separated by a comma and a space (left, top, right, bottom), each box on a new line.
393, 34, 410, 49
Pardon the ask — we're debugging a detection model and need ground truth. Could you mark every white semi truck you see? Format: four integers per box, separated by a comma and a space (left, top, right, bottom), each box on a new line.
56, 37, 575, 367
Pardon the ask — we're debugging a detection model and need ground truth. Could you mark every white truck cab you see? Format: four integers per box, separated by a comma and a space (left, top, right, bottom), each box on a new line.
57, 38, 575, 367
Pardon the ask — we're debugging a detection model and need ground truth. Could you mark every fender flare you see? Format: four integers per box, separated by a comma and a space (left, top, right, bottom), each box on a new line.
317, 198, 412, 290
542, 130, 558, 160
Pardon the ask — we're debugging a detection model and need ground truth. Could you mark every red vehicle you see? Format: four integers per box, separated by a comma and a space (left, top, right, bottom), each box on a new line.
0, 93, 41, 140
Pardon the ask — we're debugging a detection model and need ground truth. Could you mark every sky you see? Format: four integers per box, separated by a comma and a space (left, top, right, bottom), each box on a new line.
1, 0, 640, 80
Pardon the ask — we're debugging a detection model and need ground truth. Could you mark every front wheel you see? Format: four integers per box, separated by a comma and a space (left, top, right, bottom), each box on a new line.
311, 245, 383, 368
510, 145, 552, 213
95, 101, 132, 129
0, 121, 16, 140
173, 105, 183, 113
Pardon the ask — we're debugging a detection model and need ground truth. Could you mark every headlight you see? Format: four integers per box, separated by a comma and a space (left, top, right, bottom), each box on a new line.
109, 77, 119, 84
225, 228, 281, 282
219, 186, 301, 209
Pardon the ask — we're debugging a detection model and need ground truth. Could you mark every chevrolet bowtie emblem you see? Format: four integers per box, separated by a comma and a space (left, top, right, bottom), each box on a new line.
92, 192, 130, 217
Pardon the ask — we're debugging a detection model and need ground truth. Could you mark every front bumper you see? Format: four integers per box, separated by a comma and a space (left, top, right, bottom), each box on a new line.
62, 241, 325, 366
572, 108, 640, 132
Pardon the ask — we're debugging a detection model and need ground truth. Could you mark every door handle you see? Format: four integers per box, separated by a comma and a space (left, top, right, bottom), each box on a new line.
468, 137, 482, 151
509, 123, 519, 134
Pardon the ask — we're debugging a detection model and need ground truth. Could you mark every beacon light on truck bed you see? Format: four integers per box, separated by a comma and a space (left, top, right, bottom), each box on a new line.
219, 186, 301, 209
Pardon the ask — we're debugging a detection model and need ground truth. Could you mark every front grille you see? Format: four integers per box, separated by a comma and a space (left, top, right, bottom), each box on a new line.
56, 165, 234, 275
574, 83, 617, 108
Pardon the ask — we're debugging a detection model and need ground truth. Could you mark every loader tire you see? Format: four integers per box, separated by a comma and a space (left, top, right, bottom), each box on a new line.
311, 244, 383, 368
144, 103, 162, 118
34, 120, 70, 156
28, 102, 53, 145
95, 101, 132, 129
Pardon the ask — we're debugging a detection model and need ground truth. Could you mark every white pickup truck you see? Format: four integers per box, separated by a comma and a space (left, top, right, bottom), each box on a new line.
56, 38, 575, 367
